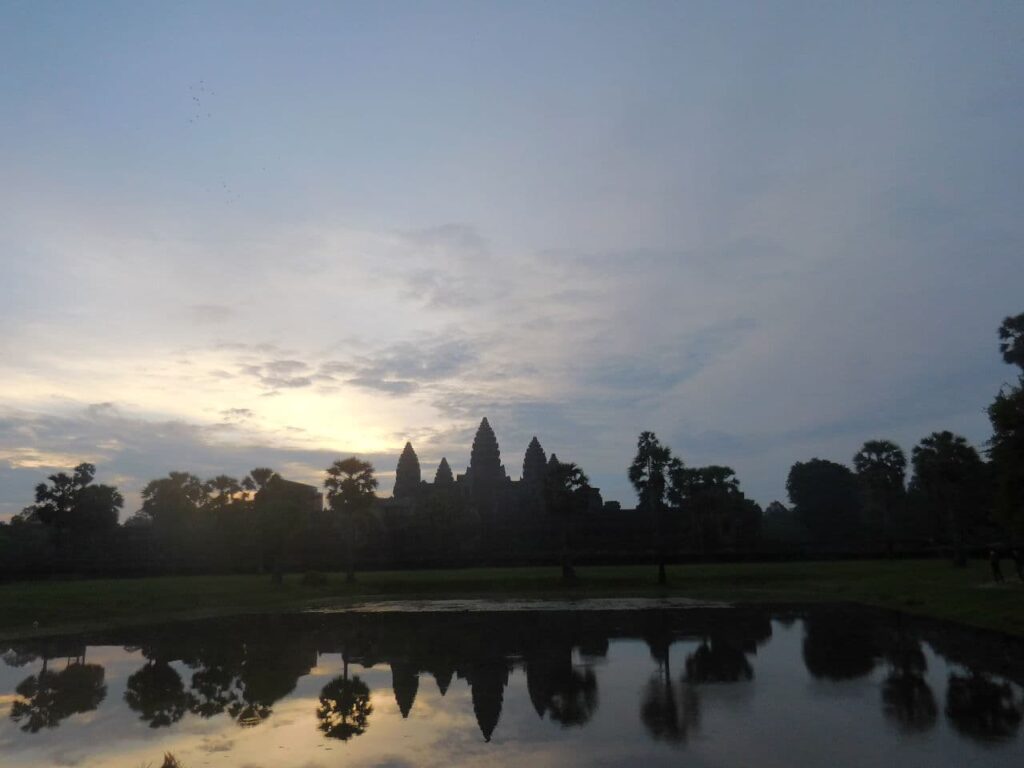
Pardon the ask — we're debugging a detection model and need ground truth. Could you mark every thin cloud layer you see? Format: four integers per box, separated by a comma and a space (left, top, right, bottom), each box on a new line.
1, 2, 1022, 516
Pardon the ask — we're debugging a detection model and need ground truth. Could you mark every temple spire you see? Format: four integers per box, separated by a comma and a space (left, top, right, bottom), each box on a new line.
393, 442, 421, 499
522, 437, 547, 486
434, 457, 454, 486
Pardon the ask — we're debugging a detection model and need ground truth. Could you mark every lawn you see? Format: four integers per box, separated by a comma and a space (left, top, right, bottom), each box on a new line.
1, 559, 1022, 640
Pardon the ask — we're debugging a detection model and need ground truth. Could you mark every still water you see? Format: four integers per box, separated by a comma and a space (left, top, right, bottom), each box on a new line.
1, 603, 1022, 767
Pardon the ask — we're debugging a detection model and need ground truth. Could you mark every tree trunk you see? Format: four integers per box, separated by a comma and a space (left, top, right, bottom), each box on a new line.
949, 496, 966, 568
346, 512, 356, 583
655, 501, 668, 585
561, 515, 576, 583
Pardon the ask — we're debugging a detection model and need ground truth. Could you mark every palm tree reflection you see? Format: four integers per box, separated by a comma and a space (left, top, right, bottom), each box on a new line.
881, 634, 936, 734
317, 657, 373, 741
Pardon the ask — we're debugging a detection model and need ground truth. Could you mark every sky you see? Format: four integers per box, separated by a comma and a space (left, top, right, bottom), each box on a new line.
2, 0, 1023, 520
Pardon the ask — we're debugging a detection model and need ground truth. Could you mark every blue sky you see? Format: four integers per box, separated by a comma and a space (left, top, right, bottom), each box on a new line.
2, 0, 1022, 517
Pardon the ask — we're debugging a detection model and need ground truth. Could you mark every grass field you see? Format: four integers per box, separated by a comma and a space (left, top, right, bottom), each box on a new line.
1, 559, 1022, 640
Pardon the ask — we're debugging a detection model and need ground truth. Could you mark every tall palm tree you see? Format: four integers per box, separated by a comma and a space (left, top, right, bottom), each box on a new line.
324, 458, 378, 583
544, 458, 589, 583
853, 440, 907, 553
629, 432, 677, 585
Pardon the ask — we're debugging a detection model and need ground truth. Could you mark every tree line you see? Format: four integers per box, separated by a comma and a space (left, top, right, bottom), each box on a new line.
4, 609, 1020, 746
2, 311, 1021, 578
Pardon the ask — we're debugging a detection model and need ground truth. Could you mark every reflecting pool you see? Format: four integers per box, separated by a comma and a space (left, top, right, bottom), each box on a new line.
1, 603, 1022, 766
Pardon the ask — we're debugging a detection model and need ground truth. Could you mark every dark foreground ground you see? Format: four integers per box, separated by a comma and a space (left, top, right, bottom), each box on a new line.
1, 559, 1022, 640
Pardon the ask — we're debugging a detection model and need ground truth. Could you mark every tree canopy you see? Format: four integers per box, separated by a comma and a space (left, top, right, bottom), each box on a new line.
17, 463, 122, 539
786, 459, 861, 546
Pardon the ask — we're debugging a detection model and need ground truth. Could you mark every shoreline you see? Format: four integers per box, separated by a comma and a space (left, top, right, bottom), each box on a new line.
1, 559, 1022, 641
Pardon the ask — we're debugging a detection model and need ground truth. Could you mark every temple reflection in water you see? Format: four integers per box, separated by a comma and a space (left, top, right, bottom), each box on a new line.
1, 607, 1022, 766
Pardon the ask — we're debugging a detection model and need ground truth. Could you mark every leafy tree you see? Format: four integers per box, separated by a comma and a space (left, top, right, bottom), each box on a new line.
882, 635, 937, 734
988, 312, 1024, 540
545, 667, 597, 726
911, 431, 985, 567
640, 641, 699, 744
318, 656, 372, 740
760, 500, 809, 548
786, 459, 862, 548
253, 471, 320, 583
853, 440, 907, 551
124, 660, 189, 728
945, 672, 1022, 743
243, 467, 278, 493
998, 311, 1024, 368
324, 458, 378, 583
17, 463, 122, 548
134, 472, 206, 538
669, 465, 759, 553
629, 432, 677, 584
10, 660, 107, 733
544, 458, 590, 582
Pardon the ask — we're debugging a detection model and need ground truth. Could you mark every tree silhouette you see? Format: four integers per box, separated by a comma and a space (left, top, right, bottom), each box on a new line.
988, 312, 1024, 540
253, 472, 318, 583
802, 613, 877, 680
324, 458, 378, 583
546, 667, 597, 726
853, 440, 907, 552
911, 431, 985, 567
998, 311, 1024, 368
640, 642, 699, 744
16, 463, 122, 551
132, 471, 206, 539
525, 646, 599, 727
317, 662, 372, 740
10, 658, 107, 733
544, 458, 590, 582
684, 637, 753, 684
786, 459, 862, 547
393, 442, 421, 500
945, 672, 1022, 743
629, 432, 677, 584
125, 660, 189, 728
881, 636, 936, 734
669, 465, 758, 553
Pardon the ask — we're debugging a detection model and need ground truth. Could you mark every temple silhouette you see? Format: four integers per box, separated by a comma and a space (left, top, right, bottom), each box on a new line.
347, 417, 760, 564
375, 417, 606, 555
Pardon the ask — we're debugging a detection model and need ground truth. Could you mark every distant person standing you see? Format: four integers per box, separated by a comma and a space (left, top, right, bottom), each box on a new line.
990, 549, 1005, 583
1012, 549, 1024, 583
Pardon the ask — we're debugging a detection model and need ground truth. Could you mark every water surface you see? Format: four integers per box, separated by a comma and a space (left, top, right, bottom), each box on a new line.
1, 605, 1022, 767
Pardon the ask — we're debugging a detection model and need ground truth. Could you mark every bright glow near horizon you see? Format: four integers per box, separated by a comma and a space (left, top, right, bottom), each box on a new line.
2, 1, 1023, 517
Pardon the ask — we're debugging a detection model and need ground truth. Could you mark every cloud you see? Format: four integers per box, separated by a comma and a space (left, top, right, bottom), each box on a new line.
0, 404, 398, 521
238, 360, 315, 391
190, 303, 234, 324
321, 337, 481, 397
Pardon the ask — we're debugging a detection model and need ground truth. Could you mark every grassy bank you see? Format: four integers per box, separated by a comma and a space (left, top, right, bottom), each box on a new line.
1, 559, 1022, 640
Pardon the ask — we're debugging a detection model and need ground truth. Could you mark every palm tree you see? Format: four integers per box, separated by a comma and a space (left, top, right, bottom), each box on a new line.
324, 458, 378, 583
911, 431, 983, 567
628, 432, 677, 584
853, 440, 907, 553
544, 458, 590, 583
